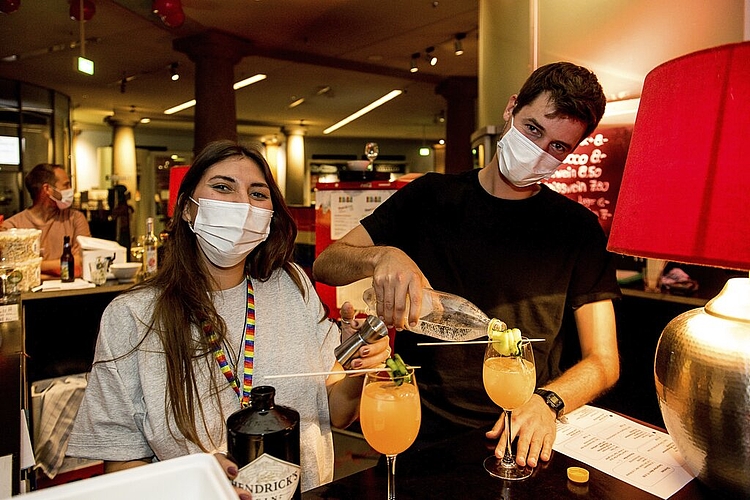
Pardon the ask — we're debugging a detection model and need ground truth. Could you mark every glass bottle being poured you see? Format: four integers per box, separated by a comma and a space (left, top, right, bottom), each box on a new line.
362, 287, 507, 341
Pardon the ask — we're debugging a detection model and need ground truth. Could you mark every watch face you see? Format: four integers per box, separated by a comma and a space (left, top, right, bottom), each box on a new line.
548, 394, 563, 408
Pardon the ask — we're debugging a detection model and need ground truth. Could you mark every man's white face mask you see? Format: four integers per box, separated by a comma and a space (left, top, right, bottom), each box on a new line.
49, 187, 74, 209
188, 197, 273, 268
496, 116, 563, 187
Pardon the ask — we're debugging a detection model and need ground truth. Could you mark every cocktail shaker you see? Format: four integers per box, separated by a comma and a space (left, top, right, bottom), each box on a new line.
334, 315, 388, 368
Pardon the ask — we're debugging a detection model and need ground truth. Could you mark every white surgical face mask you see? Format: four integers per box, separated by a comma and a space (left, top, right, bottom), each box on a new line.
188, 197, 273, 268
497, 116, 563, 187
49, 188, 74, 209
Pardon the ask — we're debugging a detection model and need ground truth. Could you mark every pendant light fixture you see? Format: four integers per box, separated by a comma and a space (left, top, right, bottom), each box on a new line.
419, 125, 430, 156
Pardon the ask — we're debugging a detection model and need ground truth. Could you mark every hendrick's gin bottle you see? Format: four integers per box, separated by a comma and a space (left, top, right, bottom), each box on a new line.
227, 386, 301, 500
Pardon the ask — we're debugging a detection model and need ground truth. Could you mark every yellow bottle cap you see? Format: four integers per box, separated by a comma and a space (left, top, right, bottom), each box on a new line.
567, 466, 589, 483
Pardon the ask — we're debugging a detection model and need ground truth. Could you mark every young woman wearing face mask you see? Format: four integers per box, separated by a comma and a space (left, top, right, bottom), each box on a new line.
67, 141, 391, 496
1, 163, 91, 279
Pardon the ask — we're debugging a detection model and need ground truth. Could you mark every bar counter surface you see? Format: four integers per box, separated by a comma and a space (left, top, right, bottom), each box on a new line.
304, 421, 717, 500
21, 279, 133, 383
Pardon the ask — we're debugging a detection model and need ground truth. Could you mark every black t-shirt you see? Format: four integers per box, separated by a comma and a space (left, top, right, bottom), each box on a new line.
361, 169, 620, 429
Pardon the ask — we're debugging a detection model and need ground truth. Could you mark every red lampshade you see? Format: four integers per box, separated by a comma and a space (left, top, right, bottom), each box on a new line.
607, 41, 750, 271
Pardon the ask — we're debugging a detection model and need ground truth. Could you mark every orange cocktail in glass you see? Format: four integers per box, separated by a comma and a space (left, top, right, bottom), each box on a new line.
483, 356, 536, 410
482, 338, 536, 481
360, 367, 421, 499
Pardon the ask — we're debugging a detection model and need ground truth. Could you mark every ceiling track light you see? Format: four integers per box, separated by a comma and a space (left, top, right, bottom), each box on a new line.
170, 62, 179, 81
288, 96, 305, 109
454, 33, 466, 56
410, 52, 420, 73
323, 89, 403, 135
164, 73, 266, 115
425, 47, 437, 66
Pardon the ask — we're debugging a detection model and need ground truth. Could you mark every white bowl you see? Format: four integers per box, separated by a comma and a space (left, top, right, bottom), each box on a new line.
346, 160, 371, 171
110, 262, 142, 282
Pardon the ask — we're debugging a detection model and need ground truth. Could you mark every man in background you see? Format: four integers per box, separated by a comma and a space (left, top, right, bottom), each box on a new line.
313, 62, 620, 470
3, 163, 91, 279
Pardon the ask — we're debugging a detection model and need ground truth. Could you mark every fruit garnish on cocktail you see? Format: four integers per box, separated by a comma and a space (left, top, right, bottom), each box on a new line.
488, 327, 523, 356
385, 353, 412, 385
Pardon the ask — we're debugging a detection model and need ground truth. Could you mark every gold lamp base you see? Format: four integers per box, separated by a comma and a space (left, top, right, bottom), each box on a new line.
655, 277, 750, 498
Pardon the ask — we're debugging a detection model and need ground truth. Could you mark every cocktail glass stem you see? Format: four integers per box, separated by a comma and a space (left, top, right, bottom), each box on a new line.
386, 454, 397, 500
502, 410, 516, 467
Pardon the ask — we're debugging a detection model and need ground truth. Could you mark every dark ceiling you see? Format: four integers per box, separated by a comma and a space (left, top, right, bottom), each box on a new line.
0, 0, 479, 141
0, 1, 745, 142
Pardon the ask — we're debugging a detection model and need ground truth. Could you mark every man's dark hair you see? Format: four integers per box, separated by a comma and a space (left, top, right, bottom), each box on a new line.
24, 163, 63, 200
513, 62, 607, 140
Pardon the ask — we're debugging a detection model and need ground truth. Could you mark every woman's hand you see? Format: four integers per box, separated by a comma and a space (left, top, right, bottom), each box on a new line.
213, 452, 252, 500
339, 301, 391, 370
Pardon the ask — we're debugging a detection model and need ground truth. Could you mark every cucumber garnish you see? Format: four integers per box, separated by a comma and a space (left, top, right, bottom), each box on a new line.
489, 327, 523, 356
386, 353, 411, 385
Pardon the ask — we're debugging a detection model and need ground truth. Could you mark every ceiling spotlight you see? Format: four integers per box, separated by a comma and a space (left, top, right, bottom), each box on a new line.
454, 33, 466, 56
425, 47, 437, 66
410, 52, 420, 73
170, 62, 179, 81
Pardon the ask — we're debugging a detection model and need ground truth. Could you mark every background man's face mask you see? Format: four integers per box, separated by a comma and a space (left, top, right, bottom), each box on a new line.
188, 197, 273, 268
49, 187, 74, 209
497, 116, 563, 187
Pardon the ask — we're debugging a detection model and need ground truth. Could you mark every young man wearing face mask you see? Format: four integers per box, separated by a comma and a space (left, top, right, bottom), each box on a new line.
312, 62, 620, 469
2, 163, 91, 279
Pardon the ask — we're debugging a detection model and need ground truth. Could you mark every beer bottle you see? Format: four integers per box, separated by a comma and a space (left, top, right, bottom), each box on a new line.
227, 386, 301, 500
60, 235, 74, 283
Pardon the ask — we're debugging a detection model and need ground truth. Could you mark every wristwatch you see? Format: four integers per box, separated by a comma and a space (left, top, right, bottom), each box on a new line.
534, 388, 565, 420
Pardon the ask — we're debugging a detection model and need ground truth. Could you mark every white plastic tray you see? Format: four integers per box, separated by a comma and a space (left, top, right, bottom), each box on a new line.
22, 454, 237, 500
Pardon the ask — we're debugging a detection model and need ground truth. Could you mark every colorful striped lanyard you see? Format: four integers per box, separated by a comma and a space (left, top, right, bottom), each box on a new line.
205, 278, 255, 408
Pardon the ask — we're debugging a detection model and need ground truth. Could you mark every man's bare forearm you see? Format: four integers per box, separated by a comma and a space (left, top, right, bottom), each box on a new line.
313, 241, 382, 286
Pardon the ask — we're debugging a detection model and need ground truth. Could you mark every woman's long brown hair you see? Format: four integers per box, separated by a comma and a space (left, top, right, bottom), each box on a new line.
131, 140, 308, 451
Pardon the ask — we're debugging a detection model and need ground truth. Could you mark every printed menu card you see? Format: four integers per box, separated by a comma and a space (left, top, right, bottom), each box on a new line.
554, 405, 695, 499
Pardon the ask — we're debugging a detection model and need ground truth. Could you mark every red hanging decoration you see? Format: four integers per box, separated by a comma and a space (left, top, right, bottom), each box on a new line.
161, 8, 185, 28
0, 0, 21, 15
70, 0, 96, 21
152, 0, 178, 14
152, 0, 184, 28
